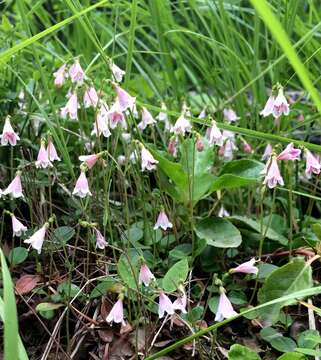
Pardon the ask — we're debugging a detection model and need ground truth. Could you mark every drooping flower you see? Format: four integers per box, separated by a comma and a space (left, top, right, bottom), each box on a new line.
60, 92, 78, 120
305, 149, 321, 178
215, 288, 237, 321
262, 156, 284, 188
11, 215, 27, 237
171, 114, 192, 136
260, 95, 275, 117
154, 211, 173, 231
106, 298, 125, 325
129, 150, 138, 164
3, 173, 23, 198
229, 258, 258, 275
69, 59, 85, 84
218, 206, 230, 218
83, 87, 99, 108
139, 263, 155, 286
47, 140, 61, 162
72, 171, 92, 198
198, 108, 206, 119
1, 116, 20, 146
79, 153, 99, 169
223, 108, 239, 123
158, 292, 174, 318
35, 141, 52, 169
277, 143, 301, 161
243, 142, 253, 153
207, 121, 223, 146
110, 62, 125, 83
94, 228, 107, 249
114, 84, 136, 112
92, 105, 111, 138
141, 146, 158, 171
157, 103, 171, 131
53, 63, 67, 88
173, 286, 187, 313
273, 88, 289, 118
219, 131, 237, 161
167, 138, 178, 158
107, 101, 127, 129
24, 224, 47, 254
138, 107, 157, 131
262, 143, 273, 161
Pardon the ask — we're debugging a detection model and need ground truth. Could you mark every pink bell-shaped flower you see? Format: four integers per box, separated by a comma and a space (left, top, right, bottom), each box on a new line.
171, 114, 192, 136
262, 156, 284, 188
110, 62, 125, 83
47, 140, 61, 162
83, 87, 99, 108
141, 147, 158, 171
24, 224, 47, 254
78, 153, 99, 169
158, 292, 174, 318
12, 214, 27, 237
157, 103, 171, 131
53, 63, 67, 88
107, 101, 126, 130
106, 298, 125, 325
243, 142, 253, 153
139, 263, 155, 286
3, 172, 23, 198
173, 286, 187, 313
218, 206, 230, 218
260, 95, 275, 117
60, 92, 78, 120
94, 228, 107, 249
92, 106, 111, 138
114, 85, 136, 112
223, 108, 239, 123
277, 143, 301, 161
167, 138, 178, 158
69, 59, 85, 84
35, 141, 53, 169
229, 258, 258, 275
154, 211, 173, 231
138, 107, 156, 131
72, 171, 92, 198
1, 116, 20, 146
207, 121, 223, 146
215, 288, 237, 321
262, 143, 273, 161
305, 149, 321, 178
273, 88, 289, 118
198, 108, 207, 119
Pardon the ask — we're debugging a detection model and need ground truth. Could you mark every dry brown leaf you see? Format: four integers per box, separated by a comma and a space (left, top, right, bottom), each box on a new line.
120, 322, 133, 335
15, 274, 41, 295
98, 329, 114, 343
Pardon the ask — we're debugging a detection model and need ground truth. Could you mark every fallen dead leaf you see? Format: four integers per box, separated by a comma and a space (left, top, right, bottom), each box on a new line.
120, 322, 133, 335
15, 274, 41, 295
98, 329, 114, 343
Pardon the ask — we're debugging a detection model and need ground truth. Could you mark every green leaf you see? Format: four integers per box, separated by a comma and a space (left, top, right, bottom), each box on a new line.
90, 279, 116, 299
298, 330, 321, 349
260, 327, 296, 353
229, 215, 288, 245
277, 353, 306, 360
163, 259, 189, 292
228, 344, 261, 360
169, 244, 192, 260
257, 259, 313, 324
50, 226, 75, 249
36, 302, 64, 312
8, 247, 28, 266
208, 296, 219, 314
195, 217, 242, 248
117, 250, 140, 290
229, 291, 248, 305
295, 348, 321, 357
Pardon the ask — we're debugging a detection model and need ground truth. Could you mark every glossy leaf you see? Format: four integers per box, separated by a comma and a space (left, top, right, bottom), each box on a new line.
163, 258, 189, 292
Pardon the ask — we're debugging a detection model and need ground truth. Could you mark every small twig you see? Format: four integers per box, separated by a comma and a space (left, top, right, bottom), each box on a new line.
148, 315, 170, 353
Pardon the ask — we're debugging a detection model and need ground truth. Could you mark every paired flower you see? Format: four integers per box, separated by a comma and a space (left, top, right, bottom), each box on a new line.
92, 105, 111, 138
218, 206, 230, 218
94, 228, 107, 250
207, 121, 223, 146
171, 114, 192, 136
83, 87, 99, 108
69, 59, 85, 84
47, 140, 61, 162
305, 149, 321, 178
157, 103, 171, 131
1, 116, 20, 146
35, 141, 52, 169
262, 143, 273, 161
138, 107, 156, 131
24, 223, 48, 254
262, 156, 284, 189
61, 92, 78, 120
223, 108, 239, 123
215, 287, 237, 321
72, 170, 92, 198
79, 153, 99, 169
140, 146, 158, 171
110, 62, 125, 83
260, 87, 289, 118
158, 292, 174, 318
3, 172, 23, 198
53, 63, 67, 88
229, 258, 258, 275
139, 263, 155, 287
106, 297, 125, 326
114, 84, 136, 112
12, 214, 27, 237
154, 211, 173, 231
277, 143, 301, 161
107, 101, 127, 130
173, 286, 187, 314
